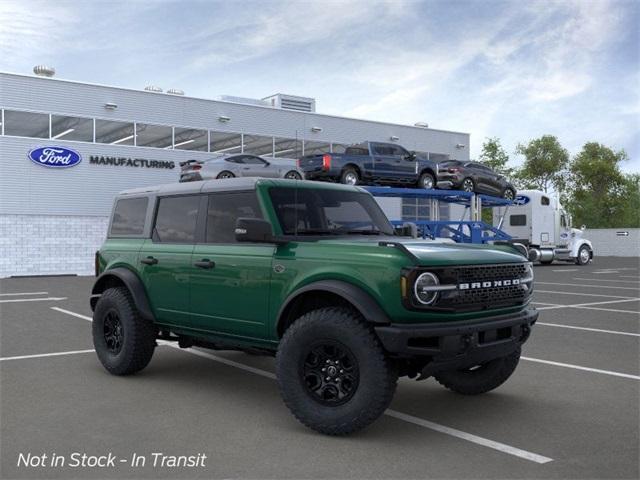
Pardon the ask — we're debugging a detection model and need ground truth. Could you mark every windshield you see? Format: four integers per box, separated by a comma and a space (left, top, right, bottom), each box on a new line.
268, 187, 395, 236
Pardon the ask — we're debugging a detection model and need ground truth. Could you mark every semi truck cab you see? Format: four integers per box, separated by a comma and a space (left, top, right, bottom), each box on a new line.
494, 190, 594, 265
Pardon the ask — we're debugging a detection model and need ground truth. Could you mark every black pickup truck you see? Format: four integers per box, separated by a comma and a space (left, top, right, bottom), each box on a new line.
298, 141, 440, 189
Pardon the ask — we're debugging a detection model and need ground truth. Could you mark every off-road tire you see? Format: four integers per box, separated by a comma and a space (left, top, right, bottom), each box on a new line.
340, 168, 359, 186
418, 172, 435, 189
434, 348, 521, 395
92, 287, 157, 376
216, 171, 235, 179
276, 307, 398, 435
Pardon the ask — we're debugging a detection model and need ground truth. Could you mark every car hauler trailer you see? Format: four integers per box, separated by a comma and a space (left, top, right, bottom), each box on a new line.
492, 190, 593, 265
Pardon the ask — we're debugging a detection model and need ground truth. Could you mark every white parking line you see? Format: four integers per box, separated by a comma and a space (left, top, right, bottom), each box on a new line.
551, 269, 579, 272
536, 322, 640, 337
0, 291, 49, 296
571, 306, 640, 315
620, 275, 640, 279
537, 282, 639, 291
0, 349, 94, 362
536, 290, 636, 299
0, 297, 67, 304
536, 298, 640, 310
573, 278, 640, 284
168, 344, 553, 464
51, 307, 92, 321
521, 357, 640, 381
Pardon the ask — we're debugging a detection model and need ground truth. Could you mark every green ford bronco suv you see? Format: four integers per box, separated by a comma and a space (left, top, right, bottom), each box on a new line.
91, 178, 537, 435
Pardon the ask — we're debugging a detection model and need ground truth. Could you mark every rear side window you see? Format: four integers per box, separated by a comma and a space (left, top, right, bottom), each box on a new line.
110, 197, 148, 236
153, 195, 200, 243
541, 196, 550, 206
206, 192, 263, 243
345, 147, 369, 156
510, 214, 527, 226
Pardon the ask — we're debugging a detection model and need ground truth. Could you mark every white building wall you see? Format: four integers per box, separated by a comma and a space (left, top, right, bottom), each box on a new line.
585, 228, 640, 258
0, 215, 108, 277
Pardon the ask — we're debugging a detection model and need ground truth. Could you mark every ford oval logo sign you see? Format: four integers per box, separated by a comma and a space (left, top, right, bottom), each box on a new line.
513, 195, 530, 206
28, 146, 82, 168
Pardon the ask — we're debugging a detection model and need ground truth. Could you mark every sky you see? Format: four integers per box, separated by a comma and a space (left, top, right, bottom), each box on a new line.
1, 0, 638, 172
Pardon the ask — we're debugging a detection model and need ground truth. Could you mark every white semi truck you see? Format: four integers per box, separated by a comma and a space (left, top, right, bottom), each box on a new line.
493, 190, 594, 265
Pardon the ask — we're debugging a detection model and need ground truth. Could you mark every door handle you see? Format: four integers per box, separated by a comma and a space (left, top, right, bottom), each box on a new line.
194, 259, 215, 269
243, 167, 251, 170
140, 256, 158, 265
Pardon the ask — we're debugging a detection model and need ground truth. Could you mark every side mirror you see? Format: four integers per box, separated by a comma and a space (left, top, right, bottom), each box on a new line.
581, 225, 586, 231
235, 218, 277, 243
405, 151, 417, 161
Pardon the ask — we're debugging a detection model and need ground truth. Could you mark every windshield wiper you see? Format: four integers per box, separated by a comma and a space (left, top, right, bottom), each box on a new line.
342, 229, 383, 235
292, 229, 342, 235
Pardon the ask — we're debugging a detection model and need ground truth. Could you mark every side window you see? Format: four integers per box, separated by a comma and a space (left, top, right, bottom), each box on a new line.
541, 196, 550, 206
242, 156, 267, 165
110, 197, 148, 236
153, 196, 200, 243
206, 192, 263, 243
391, 145, 409, 157
226, 156, 243, 164
510, 215, 527, 226
561, 215, 567, 228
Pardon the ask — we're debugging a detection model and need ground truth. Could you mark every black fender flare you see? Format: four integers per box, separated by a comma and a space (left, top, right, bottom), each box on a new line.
276, 280, 391, 336
90, 268, 155, 321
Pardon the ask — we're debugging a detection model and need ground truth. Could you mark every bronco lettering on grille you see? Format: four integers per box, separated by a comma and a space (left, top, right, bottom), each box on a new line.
459, 279, 521, 290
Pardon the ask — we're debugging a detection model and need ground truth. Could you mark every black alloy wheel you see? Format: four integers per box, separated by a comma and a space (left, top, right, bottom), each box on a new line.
103, 310, 124, 354
503, 188, 515, 200
302, 341, 359, 406
217, 171, 235, 179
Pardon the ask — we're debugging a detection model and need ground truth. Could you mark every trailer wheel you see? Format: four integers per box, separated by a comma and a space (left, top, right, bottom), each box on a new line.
575, 245, 591, 265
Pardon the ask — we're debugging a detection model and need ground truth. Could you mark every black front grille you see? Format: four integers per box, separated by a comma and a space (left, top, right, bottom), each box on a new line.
406, 263, 532, 312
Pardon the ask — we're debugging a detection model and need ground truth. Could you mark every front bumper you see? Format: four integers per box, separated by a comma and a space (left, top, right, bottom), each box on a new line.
375, 307, 538, 374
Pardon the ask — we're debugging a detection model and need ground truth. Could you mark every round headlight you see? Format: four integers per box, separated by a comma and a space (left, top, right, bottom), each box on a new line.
414, 272, 440, 305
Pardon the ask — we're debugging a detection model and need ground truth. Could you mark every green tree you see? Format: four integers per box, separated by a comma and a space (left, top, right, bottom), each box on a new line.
515, 135, 569, 193
479, 137, 513, 177
564, 142, 637, 228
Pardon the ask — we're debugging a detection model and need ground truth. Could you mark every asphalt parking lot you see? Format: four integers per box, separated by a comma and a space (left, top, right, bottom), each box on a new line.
1, 256, 638, 479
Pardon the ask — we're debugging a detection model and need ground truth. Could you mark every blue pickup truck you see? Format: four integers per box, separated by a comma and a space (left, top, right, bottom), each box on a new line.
298, 141, 439, 189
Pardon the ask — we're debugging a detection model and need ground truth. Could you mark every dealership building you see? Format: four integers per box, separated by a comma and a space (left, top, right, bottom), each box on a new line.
0, 69, 470, 277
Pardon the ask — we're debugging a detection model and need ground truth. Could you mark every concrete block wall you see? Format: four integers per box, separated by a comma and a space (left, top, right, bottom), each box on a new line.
0, 215, 108, 277
585, 228, 640, 258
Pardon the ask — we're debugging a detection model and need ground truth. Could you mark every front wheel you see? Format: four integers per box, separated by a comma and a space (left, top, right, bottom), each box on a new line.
503, 188, 515, 200
92, 287, 157, 375
434, 348, 521, 395
276, 308, 398, 435
216, 171, 235, 179
576, 245, 591, 265
284, 170, 303, 180
418, 172, 435, 189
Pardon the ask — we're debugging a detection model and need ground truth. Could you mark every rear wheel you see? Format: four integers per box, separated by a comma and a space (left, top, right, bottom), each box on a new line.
461, 177, 475, 192
92, 287, 157, 375
503, 188, 515, 200
284, 170, 302, 180
418, 172, 435, 189
276, 307, 397, 435
434, 348, 521, 395
576, 245, 591, 265
216, 171, 235, 179
340, 168, 359, 186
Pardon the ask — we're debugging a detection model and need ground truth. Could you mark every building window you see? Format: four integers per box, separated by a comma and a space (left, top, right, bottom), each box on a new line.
51, 115, 93, 142
3, 110, 49, 138
172, 127, 208, 151
210, 131, 243, 154
303, 140, 331, 156
136, 123, 173, 149
273, 137, 302, 158
95, 119, 134, 145
243, 134, 275, 156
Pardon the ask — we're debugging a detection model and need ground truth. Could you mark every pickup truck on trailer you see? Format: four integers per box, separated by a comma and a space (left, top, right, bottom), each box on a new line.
298, 141, 440, 189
